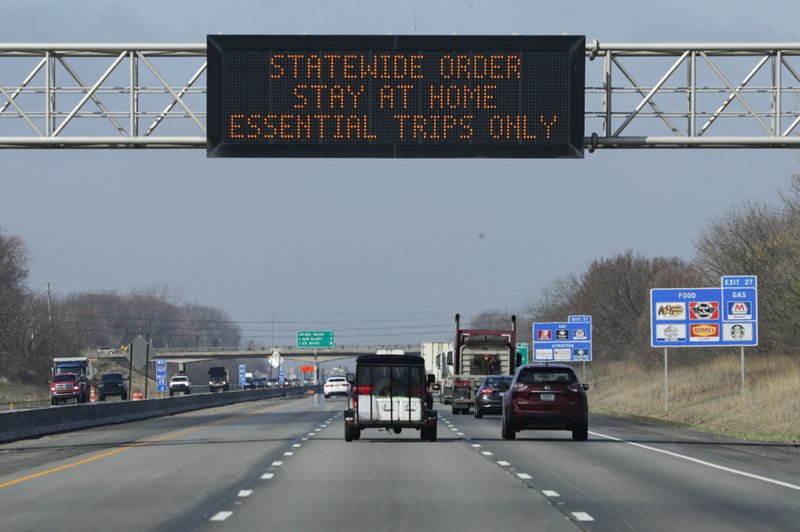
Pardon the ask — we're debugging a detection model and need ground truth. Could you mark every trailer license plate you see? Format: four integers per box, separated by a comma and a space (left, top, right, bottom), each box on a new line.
540, 393, 555, 401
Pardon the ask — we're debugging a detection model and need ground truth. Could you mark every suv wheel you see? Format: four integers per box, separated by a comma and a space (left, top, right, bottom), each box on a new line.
572, 420, 588, 441
501, 414, 516, 440
474, 406, 483, 419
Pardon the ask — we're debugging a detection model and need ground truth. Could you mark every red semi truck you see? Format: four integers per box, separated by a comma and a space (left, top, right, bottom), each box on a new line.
449, 313, 517, 415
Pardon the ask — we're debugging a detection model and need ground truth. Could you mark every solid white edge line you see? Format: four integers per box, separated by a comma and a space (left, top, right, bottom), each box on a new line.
210, 511, 233, 521
238, 490, 252, 497
589, 430, 800, 492
572, 512, 594, 521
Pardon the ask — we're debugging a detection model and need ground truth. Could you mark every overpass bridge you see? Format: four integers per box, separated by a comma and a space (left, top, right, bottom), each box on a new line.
150, 345, 421, 364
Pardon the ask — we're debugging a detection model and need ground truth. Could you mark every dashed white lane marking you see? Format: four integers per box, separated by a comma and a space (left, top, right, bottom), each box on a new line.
314, 428, 322, 432
590, 430, 800, 492
572, 512, 594, 522
292, 443, 302, 448
542, 490, 560, 497
210, 511, 233, 522
238, 490, 252, 497
308, 433, 316, 436
516, 473, 532, 480
261, 473, 274, 480
497, 461, 510, 466
481, 451, 493, 456
451, 428, 459, 432
301, 438, 309, 441
284, 452, 294, 456
457, 432, 465, 437
472, 444, 482, 448
271, 461, 283, 467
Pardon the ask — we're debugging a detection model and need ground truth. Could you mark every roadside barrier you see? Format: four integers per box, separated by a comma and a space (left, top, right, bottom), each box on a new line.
0, 385, 319, 444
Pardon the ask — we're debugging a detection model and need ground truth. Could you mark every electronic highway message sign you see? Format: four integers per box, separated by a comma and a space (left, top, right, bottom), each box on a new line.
207, 35, 585, 158
650, 276, 758, 347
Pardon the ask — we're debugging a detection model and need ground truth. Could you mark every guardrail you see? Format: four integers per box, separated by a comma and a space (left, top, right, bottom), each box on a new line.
0, 386, 319, 444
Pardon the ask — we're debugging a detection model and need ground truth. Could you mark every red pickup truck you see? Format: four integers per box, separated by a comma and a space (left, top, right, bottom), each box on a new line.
50, 373, 88, 405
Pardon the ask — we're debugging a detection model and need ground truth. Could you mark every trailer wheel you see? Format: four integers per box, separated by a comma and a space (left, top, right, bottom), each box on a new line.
572, 420, 588, 441
353, 427, 361, 440
344, 423, 353, 442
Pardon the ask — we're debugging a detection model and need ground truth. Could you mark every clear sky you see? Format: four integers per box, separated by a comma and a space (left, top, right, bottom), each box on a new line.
1, 0, 798, 345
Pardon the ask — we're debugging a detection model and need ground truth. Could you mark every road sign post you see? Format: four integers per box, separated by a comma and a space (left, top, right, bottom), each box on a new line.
651, 276, 758, 400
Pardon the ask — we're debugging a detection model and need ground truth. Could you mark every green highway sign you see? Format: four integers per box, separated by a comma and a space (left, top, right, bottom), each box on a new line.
296, 330, 335, 348
516, 342, 529, 366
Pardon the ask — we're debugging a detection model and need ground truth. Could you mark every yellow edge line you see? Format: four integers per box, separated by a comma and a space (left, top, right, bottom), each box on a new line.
0, 411, 256, 490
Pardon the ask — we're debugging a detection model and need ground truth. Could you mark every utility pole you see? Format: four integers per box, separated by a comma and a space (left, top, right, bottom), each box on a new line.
46, 282, 52, 325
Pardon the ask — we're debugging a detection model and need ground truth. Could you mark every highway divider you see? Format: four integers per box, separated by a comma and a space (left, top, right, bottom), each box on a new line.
0, 386, 318, 444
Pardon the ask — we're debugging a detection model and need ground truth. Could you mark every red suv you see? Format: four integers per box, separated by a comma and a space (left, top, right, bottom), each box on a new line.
501, 364, 589, 441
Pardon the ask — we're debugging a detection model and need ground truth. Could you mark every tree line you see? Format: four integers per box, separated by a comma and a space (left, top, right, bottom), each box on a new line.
471, 175, 800, 360
0, 231, 240, 382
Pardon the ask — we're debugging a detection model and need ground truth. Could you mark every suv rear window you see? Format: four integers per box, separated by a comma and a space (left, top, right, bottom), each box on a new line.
483, 376, 512, 390
517, 369, 577, 385
356, 365, 424, 397
101, 373, 123, 381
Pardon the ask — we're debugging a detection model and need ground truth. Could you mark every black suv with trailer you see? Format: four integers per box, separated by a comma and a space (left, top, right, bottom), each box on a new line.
344, 354, 437, 442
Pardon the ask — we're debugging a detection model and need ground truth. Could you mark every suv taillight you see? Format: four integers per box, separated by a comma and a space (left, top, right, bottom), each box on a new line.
479, 388, 493, 395
567, 383, 583, 393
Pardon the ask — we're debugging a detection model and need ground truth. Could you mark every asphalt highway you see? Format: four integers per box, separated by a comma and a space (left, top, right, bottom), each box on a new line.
1, 394, 798, 531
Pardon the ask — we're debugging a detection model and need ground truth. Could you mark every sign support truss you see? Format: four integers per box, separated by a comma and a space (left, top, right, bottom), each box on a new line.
0, 42, 798, 149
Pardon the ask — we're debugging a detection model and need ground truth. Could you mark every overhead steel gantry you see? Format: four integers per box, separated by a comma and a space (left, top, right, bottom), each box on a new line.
0, 41, 799, 149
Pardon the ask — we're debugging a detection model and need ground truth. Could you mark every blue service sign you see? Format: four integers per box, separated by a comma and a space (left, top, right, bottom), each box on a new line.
650, 277, 757, 347
279, 367, 285, 386
239, 364, 247, 386
156, 359, 167, 392
533, 321, 592, 361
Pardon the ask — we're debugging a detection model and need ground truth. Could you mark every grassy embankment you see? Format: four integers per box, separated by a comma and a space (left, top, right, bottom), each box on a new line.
587, 353, 800, 443
0, 358, 158, 407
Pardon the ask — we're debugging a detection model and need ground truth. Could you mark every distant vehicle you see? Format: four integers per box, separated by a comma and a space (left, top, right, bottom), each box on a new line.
323, 376, 350, 398
267, 378, 279, 388
344, 354, 437, 442
473, 375, 512, 418
50, 357, 93, 403
243, 375, 257, 390
208, 367, 229, 392
169, 375, 191, 396
96, 346, 117, 355
50, 373, 87, 405
254, 377, 268, 389
97, 373, 128, 401
439, 377, 454, 405
501, 364, 589, 441
450, 313, 516, 415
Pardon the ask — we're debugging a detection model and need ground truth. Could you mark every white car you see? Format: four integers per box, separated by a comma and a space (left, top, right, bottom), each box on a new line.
324, 376, 351, 398
169, 375, 191, 396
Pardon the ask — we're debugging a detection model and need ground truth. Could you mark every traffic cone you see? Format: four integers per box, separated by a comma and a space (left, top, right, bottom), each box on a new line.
90, 385, 97, 403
